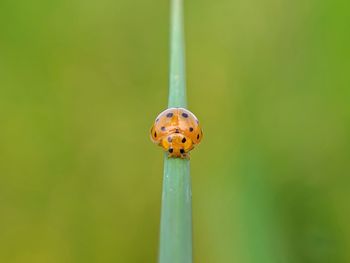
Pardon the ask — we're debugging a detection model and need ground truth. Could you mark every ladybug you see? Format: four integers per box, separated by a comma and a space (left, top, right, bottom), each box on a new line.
150, 107, 203, 158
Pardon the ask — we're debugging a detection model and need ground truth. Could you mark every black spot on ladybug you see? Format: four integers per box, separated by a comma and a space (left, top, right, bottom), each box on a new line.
197, 134, 200, 139
156, 118, 159, 122
175, 129, 180, 133
196, 119, 199, 124
182, 113, 188, 118
182, 137, 186, 143
180, 149, 185, 154
189, 127, 194, 132
154, 132, 157, 137
168, 136, 172, 142
166, 112, 173, 118
169, 148, 174, 153
161, 126, 166, 131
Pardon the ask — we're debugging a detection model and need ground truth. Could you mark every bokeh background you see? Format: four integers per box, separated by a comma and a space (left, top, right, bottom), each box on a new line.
1, 0, 349, 262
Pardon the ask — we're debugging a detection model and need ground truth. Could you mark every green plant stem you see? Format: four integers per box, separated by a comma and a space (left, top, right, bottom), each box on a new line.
168, 0, 187, 108
159, 159, 192, 263
158, 0, 192, 262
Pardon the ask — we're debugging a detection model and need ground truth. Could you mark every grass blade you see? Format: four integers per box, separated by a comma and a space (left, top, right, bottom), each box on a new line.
159, 159, 192, 263
158, 0, 192, 262
168, 0, 187, 108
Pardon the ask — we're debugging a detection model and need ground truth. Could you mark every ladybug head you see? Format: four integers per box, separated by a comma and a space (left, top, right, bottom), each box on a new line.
161, 133, 194, 157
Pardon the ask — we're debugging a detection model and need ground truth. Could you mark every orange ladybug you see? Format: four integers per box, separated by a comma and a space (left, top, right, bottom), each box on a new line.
150, 108, 203, 158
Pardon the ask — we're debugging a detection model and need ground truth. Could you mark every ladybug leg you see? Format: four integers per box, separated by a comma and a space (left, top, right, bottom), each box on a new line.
180, 152, 190, 159
167, 152, 176, 158
166, 151, 189, 159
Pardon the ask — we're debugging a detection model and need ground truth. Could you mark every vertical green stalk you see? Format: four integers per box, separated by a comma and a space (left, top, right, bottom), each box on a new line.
168, 0, 187, 108
158, 0, 192, 263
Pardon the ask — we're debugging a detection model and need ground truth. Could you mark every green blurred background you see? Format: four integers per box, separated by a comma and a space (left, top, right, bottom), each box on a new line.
0, 0, 349, 262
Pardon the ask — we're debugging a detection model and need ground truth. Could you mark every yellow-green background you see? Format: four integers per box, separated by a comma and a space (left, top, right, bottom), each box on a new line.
0, 0, 349, 262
